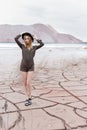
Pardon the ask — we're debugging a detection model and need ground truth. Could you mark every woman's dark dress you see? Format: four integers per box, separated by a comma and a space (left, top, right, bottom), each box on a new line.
14, 34, 44, 72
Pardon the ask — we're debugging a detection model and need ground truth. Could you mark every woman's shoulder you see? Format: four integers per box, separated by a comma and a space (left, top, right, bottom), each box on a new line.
22, 43, 25, 48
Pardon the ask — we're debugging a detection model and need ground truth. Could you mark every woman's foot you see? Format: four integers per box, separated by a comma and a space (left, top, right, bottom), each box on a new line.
25, 98, 32, 106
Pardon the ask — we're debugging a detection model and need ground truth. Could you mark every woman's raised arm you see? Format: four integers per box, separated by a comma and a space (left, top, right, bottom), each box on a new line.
14, 34, 23, 49
35, 39, 44, 50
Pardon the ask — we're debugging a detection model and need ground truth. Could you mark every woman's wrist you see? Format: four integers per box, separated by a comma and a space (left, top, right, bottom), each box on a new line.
36, 39, 42, 43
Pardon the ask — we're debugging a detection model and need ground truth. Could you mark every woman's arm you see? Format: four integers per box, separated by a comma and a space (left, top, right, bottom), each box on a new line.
35, 39, 44, 50
14, 34, 23, 49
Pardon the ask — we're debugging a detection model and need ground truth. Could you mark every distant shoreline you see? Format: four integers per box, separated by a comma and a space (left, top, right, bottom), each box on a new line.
0, 43, 87, 48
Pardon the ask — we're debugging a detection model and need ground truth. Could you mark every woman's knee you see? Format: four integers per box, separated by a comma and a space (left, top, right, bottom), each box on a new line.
27, 80, 31, 86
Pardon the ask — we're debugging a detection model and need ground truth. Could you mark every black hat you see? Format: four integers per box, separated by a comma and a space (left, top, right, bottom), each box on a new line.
22, 32, 34, 42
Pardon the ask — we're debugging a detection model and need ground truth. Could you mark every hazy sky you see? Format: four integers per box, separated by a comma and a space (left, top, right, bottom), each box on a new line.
0, 0, 87, 41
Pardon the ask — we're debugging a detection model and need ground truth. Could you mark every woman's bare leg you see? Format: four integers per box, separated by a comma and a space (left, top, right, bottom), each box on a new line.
21, 71, 29, 97
26, 71, 34, 99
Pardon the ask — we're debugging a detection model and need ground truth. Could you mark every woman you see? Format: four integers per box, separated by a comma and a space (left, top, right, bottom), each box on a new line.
14, 32, 44, 106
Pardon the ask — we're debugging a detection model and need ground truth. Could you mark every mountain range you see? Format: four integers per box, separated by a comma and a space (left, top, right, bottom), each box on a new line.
0, 23, 83, 43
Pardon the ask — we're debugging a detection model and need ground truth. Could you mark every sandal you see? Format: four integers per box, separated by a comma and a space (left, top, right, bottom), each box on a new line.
25, 98, 32, 106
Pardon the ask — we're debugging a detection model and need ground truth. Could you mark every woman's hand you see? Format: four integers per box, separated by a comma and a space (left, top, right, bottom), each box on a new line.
32, 34, 42, 42
32, 35, 38, 40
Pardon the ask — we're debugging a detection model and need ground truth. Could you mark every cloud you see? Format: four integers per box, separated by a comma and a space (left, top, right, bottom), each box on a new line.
0, 0, 87, 41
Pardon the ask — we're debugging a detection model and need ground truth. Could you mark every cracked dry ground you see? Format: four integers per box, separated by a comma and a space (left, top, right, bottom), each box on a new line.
0, 47, 87, 130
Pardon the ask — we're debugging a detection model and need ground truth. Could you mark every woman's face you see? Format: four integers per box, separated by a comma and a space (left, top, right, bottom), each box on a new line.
23, 35, 32, 45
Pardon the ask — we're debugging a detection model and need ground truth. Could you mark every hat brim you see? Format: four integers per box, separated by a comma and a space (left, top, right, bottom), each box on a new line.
22, 32, 34, 42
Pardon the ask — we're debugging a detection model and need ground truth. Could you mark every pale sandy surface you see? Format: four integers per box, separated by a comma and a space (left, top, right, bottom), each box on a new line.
0, 46, 87, 130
